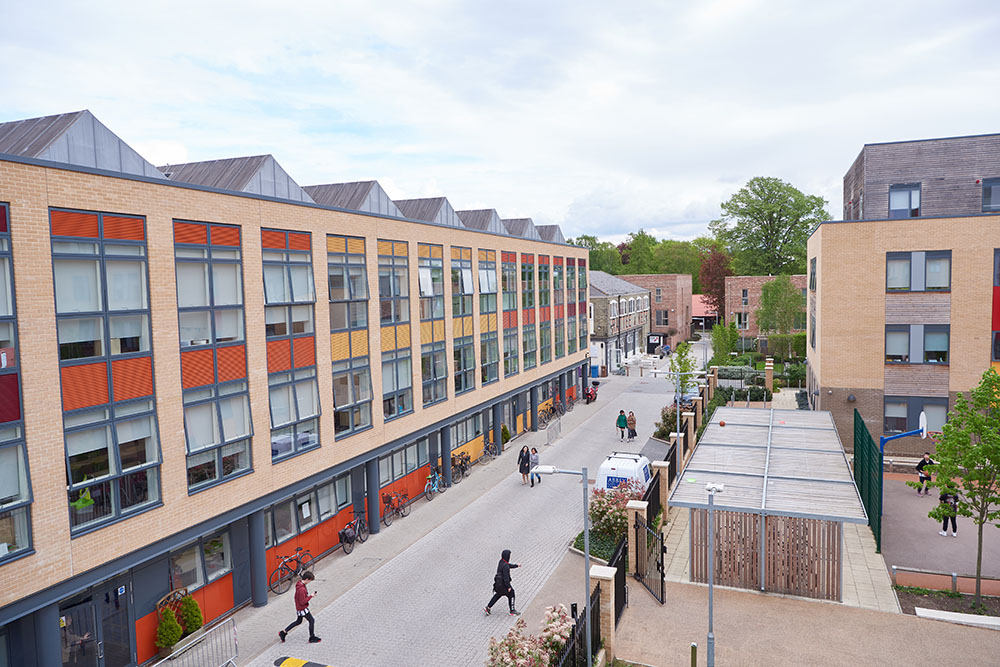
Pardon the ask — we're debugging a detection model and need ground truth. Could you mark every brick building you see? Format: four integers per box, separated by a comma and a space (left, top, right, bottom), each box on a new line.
616, 274, 691, 353
808, 132, 1000, 455
0, 110, 590, 665
588, 271, 650, 373
724, 275, 807, 338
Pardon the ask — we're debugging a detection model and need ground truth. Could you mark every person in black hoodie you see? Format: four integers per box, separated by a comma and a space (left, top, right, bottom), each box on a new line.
484, 549, 521, 616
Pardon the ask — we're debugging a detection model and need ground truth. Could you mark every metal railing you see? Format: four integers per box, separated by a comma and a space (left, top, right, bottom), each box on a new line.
148, 617, 237, 667
554, 585, 602, 667
546, 416, 562, 445
608, 536, 628, 626
853, 408, 882, 552
643, 471, 661, 524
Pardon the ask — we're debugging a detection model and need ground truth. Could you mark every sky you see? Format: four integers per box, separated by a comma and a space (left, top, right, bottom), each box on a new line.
2, 0, 998, 244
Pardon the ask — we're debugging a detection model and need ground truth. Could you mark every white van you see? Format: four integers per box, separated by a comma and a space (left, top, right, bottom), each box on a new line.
595, 452, 652, 493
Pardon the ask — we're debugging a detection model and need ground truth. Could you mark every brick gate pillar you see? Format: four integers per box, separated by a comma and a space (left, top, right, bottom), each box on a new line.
590, 565, 617, 662
626, 500, 648, 574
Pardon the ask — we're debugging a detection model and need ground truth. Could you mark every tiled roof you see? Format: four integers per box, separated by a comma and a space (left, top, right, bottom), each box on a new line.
589, 271, 649, 296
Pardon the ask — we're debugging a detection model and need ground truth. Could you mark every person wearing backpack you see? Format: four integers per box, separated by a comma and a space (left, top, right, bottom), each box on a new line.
938, 491, 959, 537
484, 549, 521, 616
278, 571, 321, 644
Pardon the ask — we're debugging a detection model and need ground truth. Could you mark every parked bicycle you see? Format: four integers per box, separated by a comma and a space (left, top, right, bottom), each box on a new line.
451, 451, 472, 483
267, 546, 315, 595
381, 490, 410, 526
339, 507, 370, 555
481, 434, 500, 463
424, 466, 446, 500
565, 394, 576, 413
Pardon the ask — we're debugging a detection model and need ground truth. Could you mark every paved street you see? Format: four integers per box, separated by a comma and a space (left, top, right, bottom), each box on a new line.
244, 362, 679, 667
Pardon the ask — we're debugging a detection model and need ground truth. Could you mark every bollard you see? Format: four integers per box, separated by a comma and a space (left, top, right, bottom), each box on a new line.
691, 642, 697, 667
952, 572, 958, 593
891, 565, 897, 586
571, 602, 578, 619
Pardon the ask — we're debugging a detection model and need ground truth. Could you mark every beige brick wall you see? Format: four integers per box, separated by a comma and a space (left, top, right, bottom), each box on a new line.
724, 274, 807, 338
0, 160, 589, 604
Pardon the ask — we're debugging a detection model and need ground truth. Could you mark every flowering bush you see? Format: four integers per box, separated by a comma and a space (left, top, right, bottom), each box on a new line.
539, 604, 574, 657
589, 478, 644, 537
485, 605, 576, 667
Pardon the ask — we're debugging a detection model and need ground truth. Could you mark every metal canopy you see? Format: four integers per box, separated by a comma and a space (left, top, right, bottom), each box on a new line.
668, 407, 868, 524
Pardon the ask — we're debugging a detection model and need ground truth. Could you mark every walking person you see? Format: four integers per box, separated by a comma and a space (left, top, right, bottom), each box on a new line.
626, 411, 637, 442
517, 445, 531, 485
278, 571, 321, 644
916, 452, 935, 495
529, 447, 541, 487
616, 410, 628, 441
938, 491, 958, 537
484, 549, 521, 616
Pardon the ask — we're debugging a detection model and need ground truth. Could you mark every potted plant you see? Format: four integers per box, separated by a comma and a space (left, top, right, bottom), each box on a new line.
155, 608, 183, 657
179, 595, 203, 636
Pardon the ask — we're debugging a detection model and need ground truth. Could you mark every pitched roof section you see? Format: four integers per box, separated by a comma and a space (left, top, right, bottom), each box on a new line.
502, 218, 542, 240
160, 155, 314, 203
457, 209, 505, 234
589, 270, 648, 297
535, 225, 566, 244
395, 197, 465, 227
304, 180, 402, 217
0, 110, 166, 179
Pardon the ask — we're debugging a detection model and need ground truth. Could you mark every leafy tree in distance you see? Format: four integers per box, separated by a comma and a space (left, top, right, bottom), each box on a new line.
699, 246, 732, 322
709, 177, 831, 275
653, 240, 702, 292
570, 234, 623, 274
911, 368, 1000, 610
755, 275, 803, 335
710, 321, 739, 366
669, 341, 698, 393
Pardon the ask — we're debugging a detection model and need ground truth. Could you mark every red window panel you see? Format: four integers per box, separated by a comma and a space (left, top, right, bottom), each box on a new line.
111, 356, 154, 401
51, 210, 99, 238
523, 309, 535, 325
181, 349, 215, 389
267, 339, 292, 373
261, 230, 286, 250
0, 373, 21, 423
0, 205, 7, 233
292, 336, 316, 368
61, 362, 109, 410
210, 225, 240, 246
993, 286, 1000, 330
103, 215, 145, 241
567, 258, 576, 267
568, 303, 577, 317
520, 253, 534, 263
174, 221, 208, 245
540, 305, 550, 321
501, 252, 516, 263
288, 232, 311, 251
216, 344, 247, 382
555, 305, 564, 319
554, 257, 563, 266
538, 255, 549, 265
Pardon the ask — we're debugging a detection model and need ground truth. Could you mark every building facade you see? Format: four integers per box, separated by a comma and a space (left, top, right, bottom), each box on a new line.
587, 272, 650, 373
616, 274, 691, 354
725, 275, 807, 339
809, 133, 1000, 456
0, 111, 590, 666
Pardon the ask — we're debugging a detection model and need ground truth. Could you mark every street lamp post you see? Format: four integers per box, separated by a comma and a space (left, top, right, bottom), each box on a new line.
532, 464, 592, 667
705, 482, 725, 667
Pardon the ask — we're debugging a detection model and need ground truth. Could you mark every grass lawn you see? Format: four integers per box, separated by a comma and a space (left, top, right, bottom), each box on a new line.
753, 361, 784, 373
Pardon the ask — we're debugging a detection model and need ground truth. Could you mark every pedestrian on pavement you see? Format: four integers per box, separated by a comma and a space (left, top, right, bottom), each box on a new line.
616, 410, 628, 441
484, 549, 521, 616
626, 411, 637, 442
916, 452, 935, 495
518, 445, 531, 485
278, 571, 321, 644
529, 447, 541, 487
938, 491, 958, 537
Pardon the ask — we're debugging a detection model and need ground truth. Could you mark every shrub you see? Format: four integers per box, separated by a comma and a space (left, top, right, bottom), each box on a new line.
179, 595, 203, 635
155, 608, 183, 649
501, 424, 511, 444
716, 365, 754, 380
589, 478, 644, 538
539, 604, 574, 658
791, 332, 807, 359
486, 618, 548, 666
653, 404, 678, 440
785, 363, 806, 386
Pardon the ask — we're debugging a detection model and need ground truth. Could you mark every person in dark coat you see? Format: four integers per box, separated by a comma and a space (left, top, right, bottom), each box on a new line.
916, 452, 935, 495
484, 549, 520, 615
518, 446, 531, 485
938, 491, 959, 537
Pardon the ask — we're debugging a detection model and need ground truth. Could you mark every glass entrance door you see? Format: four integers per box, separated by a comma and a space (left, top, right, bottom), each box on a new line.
60, 601, 99, 667
99, 577, 134, 667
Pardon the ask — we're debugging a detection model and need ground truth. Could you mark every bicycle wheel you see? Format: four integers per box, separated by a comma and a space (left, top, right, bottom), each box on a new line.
342, 535, 355, 554
481, 446, 492, 464
452, 465, 464, 484
424, 482, 435, 500
382, 504, 393, 527
358, 518, 370, 542
400, 496, 411, 517
268, 565, 293, 595
298, 552, 315, 573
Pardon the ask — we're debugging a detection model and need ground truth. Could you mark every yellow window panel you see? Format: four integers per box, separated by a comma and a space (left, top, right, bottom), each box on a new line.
378, 240, 394, 256
351, 329, 369, 357
420, 320, 433, 343
462, 248, 471, 260
381, 325, 397, 352
480, 314, 489, 333
331, 331, 350, 360
398, 323, 411, 347
451, 247, 463, 260
327, 236, 347, 253
418, 244, 431, 258
433, 319, 445, 341
347, 238, 365, 254
489, 313, 497, 331
394, 241, 407, 257
431, 245, 443, 258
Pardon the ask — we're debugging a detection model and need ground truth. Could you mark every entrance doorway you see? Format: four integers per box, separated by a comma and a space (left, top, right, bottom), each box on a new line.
60, 576, 135, 667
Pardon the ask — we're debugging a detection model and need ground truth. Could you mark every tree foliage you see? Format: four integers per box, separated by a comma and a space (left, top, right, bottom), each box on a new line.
755, 275, 804, 335
710, 321, 739, 366
913, 368, 1000, 608
669, 341, 698, 392
699, 247, 732, 320
709, 177, 831, 276
575, 230, 704, 291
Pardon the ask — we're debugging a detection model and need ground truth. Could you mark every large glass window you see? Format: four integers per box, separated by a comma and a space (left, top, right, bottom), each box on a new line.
451, 247, 474, 317
268, 370, 320, 459
579, 313, 588, 350
378, 241, 409, 325
421, 342, 447, 406
454, 336, 476, 395
383, 350, 413, 419
889, 183, 920, 218
481, 332, 499, 384
521, 255, 535, 309
884, 401, 908, 434
329, 236, 372, 437
539, 321, 552, 364
184, 383, 252, 489
567, 316, 578, 354
0, 433, 31, 562
503, 330, 519, 377
555, 320, 565, 358
578, 260, 587, 302
885, 327, 909, 363
328, 235, 368, 331
984, 177, 1000, 213
553, 263, 564, 306
538, 258, 550, 307
522, 325, 536, 370
418, 244, 445, 320
450, 414, 483, 449
925, 252, 951, 291
333, 358, 372, 436
478, 251, 498, 314
502, 255, 518, 311
924, 326, 949, 363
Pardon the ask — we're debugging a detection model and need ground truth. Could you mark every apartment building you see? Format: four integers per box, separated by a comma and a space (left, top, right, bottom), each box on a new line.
0, 111, 590, 666
724, 275, 807, 338
808, 132, 1000, 455
616, 274, 691, 353
587, 272, 650, 373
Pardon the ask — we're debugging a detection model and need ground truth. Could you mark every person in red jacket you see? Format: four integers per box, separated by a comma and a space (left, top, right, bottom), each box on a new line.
278, 570, 321, 644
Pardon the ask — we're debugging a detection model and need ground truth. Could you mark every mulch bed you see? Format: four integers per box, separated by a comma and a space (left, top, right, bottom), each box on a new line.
895, 586, 1000, 617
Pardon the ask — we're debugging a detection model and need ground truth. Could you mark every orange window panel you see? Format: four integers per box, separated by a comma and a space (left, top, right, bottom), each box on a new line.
210, 225, 240, 246
347, 238, 365, 254
61, 362, 109, 410
350, 329, 368, 357
112, 356, 154, 401
331, 332, 350, 361
267, 339, 292, 373
293, 335, 316, 368
217, 344, 247, 382
261, 230, 286, 249
377, 240, 393, 256
327, 236, 347, 254
288, 232, 310, 251
51, 210, 99, 238
181, 349, 215, 389
174, 221, 208, 244
103, 215, 145, 241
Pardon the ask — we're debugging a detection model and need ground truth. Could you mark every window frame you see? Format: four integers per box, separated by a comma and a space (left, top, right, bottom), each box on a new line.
923, 325, 950, 364
382, 349, 414, 420
481, 331, 500, 385
421, 341, 448, 407
520, 255, 535, 309
454, 336, 476, 395
984, 177, 1000, 213
888, 183, 921, 219
522, 324, 537, 370
503, 329, 519, 377
378, 241, 410, 325
884, 325, 910, 364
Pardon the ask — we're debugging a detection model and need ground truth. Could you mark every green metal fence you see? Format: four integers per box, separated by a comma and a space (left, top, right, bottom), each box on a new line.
853, 408, 882, 552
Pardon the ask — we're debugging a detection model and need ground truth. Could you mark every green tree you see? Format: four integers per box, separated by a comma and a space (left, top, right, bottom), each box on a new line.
619, 230, 659, 274
913, 368, 1000, 609
571, 235, 623, 274
669, 341, 697, 393
755, 275, 804, 337
709, 177, 831, 275
710, 321, 739, 366
653, 240, 702, 292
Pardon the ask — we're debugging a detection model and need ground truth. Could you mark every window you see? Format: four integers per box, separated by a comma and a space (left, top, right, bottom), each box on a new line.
268, 370, 320, 459
421, 342, 447, 406
383, 350, 413, 418
203, 532, 231, 582
554, 320, 565, 358
656, 310, 669, 326
578, 260, 587, 303
553, 263, 564, 306
889, 183, 920, 218
885, 327, 909, 363
328, 235, 368, 332
886, 254, 910, 291
273, 498, 296, 543
810, 313, 816, 349
538, 259, 550, 307
609, 301, 618, 318
418, 244, 445, 321
170, 543, 204, 591
503, 330, 519, 377
741, 289, 748, 307
450, 414, 483, 449
329, 236, 371, 438
184, 383, 252, 489
655, 287, 661, 303
567, 317, 577, 354
522, 325, 536, 370
539, 321, 552, 364
579, 313, 587, 350
735, 312, 748, 329
925, 252, 951, 290
521, 255, 535, 308
884, 401, 908, 434
454, 337, 475, 394
451, 247, 474, 317
478, 251, 498, 314
332, 359, 372, 436
502, 255, 518, 311
566, 262, 576, 292
642, 296, 648, 311
809, 258, 817, 291
481, 331, 499, 384
793, 289, 807, 330
378, 241, 409, 325
984, 178, 1000, 212
924, 326, 949, 363
884, 397, 948, 434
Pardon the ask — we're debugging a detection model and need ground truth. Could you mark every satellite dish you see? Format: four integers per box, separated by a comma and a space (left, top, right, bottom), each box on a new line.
919, 411, 927, 439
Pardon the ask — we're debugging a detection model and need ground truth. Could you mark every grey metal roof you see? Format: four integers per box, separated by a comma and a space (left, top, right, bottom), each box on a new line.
536, 225, 566, 244
395, 197, 465, 227
667, 407, 867, 524
457, 209, 506, 234
0, 110, 166, 179
160, 155, 314, 203
304, 180, 401, 217
502, 218, 543, 240
588, 271, 648, 297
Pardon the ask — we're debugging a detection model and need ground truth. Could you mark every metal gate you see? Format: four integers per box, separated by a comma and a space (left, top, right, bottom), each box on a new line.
148, 617, 238, 667
608, 536, 628, 626
853, 408, 882, 552
633, 514, 666, 603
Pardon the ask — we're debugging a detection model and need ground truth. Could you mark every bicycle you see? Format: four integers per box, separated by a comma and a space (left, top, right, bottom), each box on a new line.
267, 546, 315, 595
536, 404, 555, 429
381, 490, 410, 526
565, 395, 576, 413
554, 397, 566, 416
424, 466, 446, 500
339, 507, 370, 555
481, 435, 500, 463
450, 451, 472, 483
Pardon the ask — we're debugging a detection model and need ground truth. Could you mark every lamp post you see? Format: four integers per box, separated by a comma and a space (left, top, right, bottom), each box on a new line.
705, 482, 725, 667
532, 464, 592, 667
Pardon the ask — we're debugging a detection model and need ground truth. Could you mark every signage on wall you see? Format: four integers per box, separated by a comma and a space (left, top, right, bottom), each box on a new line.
118, 585, 126, 596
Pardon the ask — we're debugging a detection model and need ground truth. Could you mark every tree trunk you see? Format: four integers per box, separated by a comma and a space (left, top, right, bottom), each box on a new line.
976, 517, 984, 607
